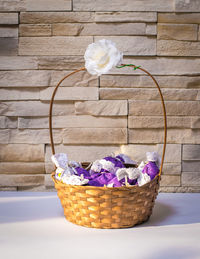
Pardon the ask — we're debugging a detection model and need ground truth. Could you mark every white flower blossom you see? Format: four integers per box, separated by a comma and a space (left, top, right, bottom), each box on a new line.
61, 175, 89, 186
137, 172, 151, 187
84, 39, 123, 76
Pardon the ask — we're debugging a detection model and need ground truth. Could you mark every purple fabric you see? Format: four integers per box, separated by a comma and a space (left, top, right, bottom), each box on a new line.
104, 156, 125, 168
142, 161, 159, 180
75, 167, 91, 179
115, 155, 125, 163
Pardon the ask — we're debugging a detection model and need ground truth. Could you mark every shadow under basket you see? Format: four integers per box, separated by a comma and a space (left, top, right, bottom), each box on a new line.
49, 65, 167, 229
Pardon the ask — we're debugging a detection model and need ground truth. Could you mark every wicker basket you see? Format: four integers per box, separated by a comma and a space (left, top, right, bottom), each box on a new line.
49, 65, 167, 229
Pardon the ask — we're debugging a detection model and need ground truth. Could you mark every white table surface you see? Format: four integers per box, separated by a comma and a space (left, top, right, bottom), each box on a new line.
0, 192, 200, 259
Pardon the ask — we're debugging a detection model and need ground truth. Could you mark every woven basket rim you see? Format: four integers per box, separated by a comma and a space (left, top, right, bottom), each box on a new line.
51, 171, 159, 190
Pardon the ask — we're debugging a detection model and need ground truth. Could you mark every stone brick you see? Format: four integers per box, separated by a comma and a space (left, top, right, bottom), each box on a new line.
146, 24, 157, 35
157, 40, 200, 56
157, 144, 181, 163
75, 100, 127, 116
183, 145, 200, 160
19, 36, 93, 55
0, 144, 44, 162
0, 13, 18, 24
0, 101, 74, 116
100, 88, 198, 101
129, 101, 200, 116
49, 70, 98, 87
18, 115, 127, 128
174, 0, 200, 12
191, 117, 200, 129
0, 187, 17, 191
182, 172, 200, 186
45, 174, 54, 187
0, 26, 18, 37
0, 70, 50, 87
52, 23, 84, 36
182, 161, 200, 172
0, 116, 17, 128
162, 163, 181, 175
37, 56, 84, 70
95, 12, 157, 22
0, 162, 45, 174
108, 57, 200, 76
128, 116, 191, 129
24, 0, 71, 11
158, 13, 200, 24
158, 24, 198, 41
0, 129, 9, 143
100, 75, 200, 89
160, 175, 181, 187
0, 1, 25, 11
63, 128, 127, 144
95, 36, 156, 56
19, 24, 51, 37
0, 174, 44, 187
0, 57, 38, 70
40, 87, 98, 101
129, 128, 200, 144
159, 186, 200, 193
20, 12, 94, 24
0, 38, 18, 56
5, 129, 62, 144
0, 88, 40, 100
74, 0, 173, 11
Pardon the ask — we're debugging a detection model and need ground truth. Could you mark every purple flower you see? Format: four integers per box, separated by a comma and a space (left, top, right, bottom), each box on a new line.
142, 161, 159, 180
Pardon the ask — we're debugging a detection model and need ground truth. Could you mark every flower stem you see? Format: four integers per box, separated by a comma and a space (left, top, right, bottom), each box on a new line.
116, 64, 141, 70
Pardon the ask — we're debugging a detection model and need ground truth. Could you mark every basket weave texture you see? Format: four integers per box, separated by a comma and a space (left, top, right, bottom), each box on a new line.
52, 172, 159, 229
49, 65, 167, 229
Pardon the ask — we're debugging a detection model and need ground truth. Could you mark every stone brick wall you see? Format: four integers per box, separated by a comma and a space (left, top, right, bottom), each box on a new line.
0, 0, 200, 192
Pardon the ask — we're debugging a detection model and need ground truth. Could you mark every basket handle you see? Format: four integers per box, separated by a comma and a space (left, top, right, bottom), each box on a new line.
49, 66, 167, 178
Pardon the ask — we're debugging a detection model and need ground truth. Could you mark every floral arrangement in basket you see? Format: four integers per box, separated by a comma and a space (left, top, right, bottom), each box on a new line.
49, 39, 167, 229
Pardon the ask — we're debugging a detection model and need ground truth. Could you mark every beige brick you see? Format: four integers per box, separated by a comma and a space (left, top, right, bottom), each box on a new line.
95, 12, 157, 23
128, 116, 191, 129
63, 128, 127, 144
75, 100, 127, 116
198, 26, 200, 41
175, 0, 200, 12
38, 56, 84, 70
157, 144, 181, 163
18, 115, 127, 128
0, 88, 40, 100
0, 1, 25, 11
49, 70, 98, 87
158, 13, 200, 24
0, 162, 45, 174
162, 163, 181, 175
18, 185, 51, 191
182, 172, 200, 186
0, 13, 18, 24
100, 88, 198, 101
0, 187, 17, 191
0, 144, 44, 162
0, 56, 38, 70
19, 24, 51, 37
0, 38, 18, 56
129, 101, 200, 116
40, 87, 98, 101
0, 129, 9, 143
19, 36, 93, 55
0, 26, 18, 37
74, 0, 173, 11
191, 117, 200, 129
157, 40, 200, 56
0, 174, 44, 187
100, 75, 200, 89
160, 175, 180, 187
0, 70, 50, 87
95, 36, 156, 56
159, 186, 200, 192
0, 116, 17, 128
5, 129, 62, 144
20, 12, 94, 24
25, 0, 71, 11
45, 174, 54, 187
158, 24, 198, 41
52, 23, 84, 36
129, 128, 200, 144
0, 101, 74, 116
182, 161, 200, 172
109, 57, 200, 76
146, 24, 157, 35
183, 145, 200, 160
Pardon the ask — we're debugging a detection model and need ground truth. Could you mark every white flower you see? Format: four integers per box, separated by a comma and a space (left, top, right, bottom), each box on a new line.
84, 39, 123, 76
137, 172, 151, 187
116, 168, 140, 181
61, 175, 89, 186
